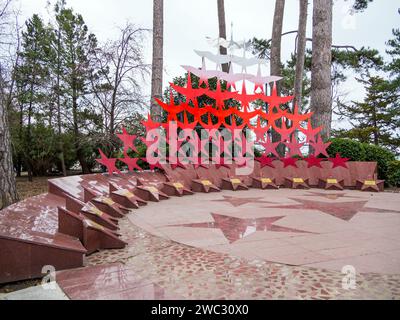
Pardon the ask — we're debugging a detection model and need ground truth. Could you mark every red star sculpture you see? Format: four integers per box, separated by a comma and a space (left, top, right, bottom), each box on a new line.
263, 82, 294, 108
170, 72, 207, 104
300, 120, 322, 143
96, 149, 121, 174
142, 113, 162, 132
250, 117, 270, 142
117, 127, 137, 153
329, 153, 350, 169
286, 104, 312, 128
281, 157, 298, 168
255, 155, 275, 168
284, 139, 304, 157
305, 155, 324, 168
309, 135, 331, 157
260, 138, 281, 158
273, 120, 293, 142
119, 156, 142, 172
141, 158, 164, 171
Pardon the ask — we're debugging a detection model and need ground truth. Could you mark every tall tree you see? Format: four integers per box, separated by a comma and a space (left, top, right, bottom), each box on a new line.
310, 0, 333, 140
150, 0, 163, 122
294, 0, 308, 109
217, 0, 228, 73
90, 24, 150, 135
15, 14, 51, 181
0, 0, 18, 207
56, 7, 99, 173
270, 0, 286, 155
334, 75, 399, 151
270, 0, 285, 91
52, 0, 67, 176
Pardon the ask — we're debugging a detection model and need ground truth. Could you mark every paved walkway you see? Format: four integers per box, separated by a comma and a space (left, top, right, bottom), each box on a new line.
57, 189, 400, 299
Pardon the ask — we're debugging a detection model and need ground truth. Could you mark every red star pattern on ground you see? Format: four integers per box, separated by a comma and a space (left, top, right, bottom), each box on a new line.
267, 197, 400, 221
212, 195, 273, 207
173, 213, 312, 243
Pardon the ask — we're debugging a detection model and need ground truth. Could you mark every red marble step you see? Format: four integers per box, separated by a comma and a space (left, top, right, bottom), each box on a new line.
80, 203, 119, 231
58, 207, 126, 255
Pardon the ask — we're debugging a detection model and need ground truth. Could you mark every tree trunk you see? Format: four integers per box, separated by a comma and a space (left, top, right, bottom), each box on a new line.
57, 27, 67, 177
217, 0, 229, 73
150, 0, 163, 123
310, 0, 333, 141
270, 0, 285, 156
0, 92, 19, 209
294, 0, 308, 109
72, 83, 90, 174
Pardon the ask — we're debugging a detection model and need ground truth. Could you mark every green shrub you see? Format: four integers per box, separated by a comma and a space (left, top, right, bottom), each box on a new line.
327, 138, 396, 181
387, 160, 400, 187
362, 143, 395, 180
327, 138, 366, 161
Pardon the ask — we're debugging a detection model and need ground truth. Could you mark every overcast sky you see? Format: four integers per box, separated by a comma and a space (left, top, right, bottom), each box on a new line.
17, 0, 400, 126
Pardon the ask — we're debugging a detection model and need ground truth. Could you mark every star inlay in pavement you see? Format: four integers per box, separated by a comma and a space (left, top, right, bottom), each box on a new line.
212, 195, 273, 207
302, 191, 360, 200
267, 198, 400, 221
173, 213, 312, 243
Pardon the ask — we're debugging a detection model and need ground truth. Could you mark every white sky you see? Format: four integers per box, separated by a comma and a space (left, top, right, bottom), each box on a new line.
16, 0, 400, 128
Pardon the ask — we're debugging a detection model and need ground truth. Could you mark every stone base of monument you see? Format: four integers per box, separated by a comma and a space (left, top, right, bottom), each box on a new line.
251, 176, 279, 189
284, 177, 310, 189
191, 179, 220, 193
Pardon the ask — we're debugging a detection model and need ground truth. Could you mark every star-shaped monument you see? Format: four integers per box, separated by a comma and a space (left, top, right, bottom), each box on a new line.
212, 195, 273, 207
318, 177, 344, 190
251, 176, 279, 189
173, 213, 312, 243
356, 178, 384, 192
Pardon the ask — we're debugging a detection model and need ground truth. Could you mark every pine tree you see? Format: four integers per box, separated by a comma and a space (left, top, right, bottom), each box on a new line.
55, 7, 99, 173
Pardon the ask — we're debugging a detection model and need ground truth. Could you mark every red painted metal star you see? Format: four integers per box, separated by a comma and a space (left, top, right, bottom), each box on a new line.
305, 155, 324, 168
119, 156, 142, 172
329, 153, 349, 169
260, 138, 281, 158
116, 127, 137, 153
255, 155, 275, 168
309, 135, 331, 157
281, 157, 298, 168
284, 139, 304, 157
96, 149, 121, 174
300, 120, 322, 143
